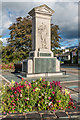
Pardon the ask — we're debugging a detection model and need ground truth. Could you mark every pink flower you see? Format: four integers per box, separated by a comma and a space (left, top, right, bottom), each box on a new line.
33, 89, 35, 92
59, 100, 61, 103
12, 108, 15, 110
59, 85, 62, 89
3, 112, 6, 114
10, 95, 14, 98
48, 97, 51, 100
43, 79, 45, 81
29, 82, 32, 88
52, 91, 55, 94
13, 103, 16, 106
69, 93, 71, 98
27, 98, 29, 100
9, 111, 11, 113
15, 82, 18, 85
12, 101, 14, 102
25, 81, 28, 83
53, 81, 55, 84
50, 82, 52, 88
54, 110, 56, 112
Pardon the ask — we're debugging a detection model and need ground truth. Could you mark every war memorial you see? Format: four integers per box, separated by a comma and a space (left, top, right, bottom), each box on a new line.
22, 4, 63, 78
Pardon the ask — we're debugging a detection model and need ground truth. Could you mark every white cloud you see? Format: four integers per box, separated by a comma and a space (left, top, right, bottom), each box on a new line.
1, 1, 78, 47
2, 15, 12, 29
0, 37, 7, 45
1, 0, 80, 2
61, 46, 67, 49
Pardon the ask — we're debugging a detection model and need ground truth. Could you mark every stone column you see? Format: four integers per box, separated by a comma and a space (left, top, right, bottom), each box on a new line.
28, 4, 54, 57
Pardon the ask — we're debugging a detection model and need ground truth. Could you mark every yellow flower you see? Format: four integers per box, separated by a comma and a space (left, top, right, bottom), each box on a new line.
40, 77, 42, 81
65, 89, 70, 95
47, 81, 50, 86
35, 88, 40, 91
11, 80, 15, 84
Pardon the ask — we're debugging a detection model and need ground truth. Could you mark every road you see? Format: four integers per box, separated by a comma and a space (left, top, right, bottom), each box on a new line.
60, 65, 80, 103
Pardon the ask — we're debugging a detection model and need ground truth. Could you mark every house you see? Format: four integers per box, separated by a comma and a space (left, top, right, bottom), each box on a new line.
60, 52, 71, 61
59, 48, 78, 64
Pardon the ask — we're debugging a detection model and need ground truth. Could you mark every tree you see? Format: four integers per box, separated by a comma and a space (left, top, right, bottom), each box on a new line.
0, 36, 2, 60
2, 16, 61, 63
51, 24, 61, 50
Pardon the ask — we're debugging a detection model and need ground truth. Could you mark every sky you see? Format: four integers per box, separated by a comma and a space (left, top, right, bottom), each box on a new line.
0, 0, 79, 49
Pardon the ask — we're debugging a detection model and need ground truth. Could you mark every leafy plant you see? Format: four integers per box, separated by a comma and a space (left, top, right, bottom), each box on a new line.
0, 63, 14, 70
1, 78, 76, 114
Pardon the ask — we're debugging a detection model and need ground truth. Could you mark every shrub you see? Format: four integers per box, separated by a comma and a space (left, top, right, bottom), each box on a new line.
0, 63, 15, 70
1, 78, 76, 114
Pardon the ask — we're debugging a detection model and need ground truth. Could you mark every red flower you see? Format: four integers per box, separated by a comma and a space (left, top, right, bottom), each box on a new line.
11, 87, 15, 91
58, 81, 60, 86
68, 106, 70, 109
18, 89, 21, 93
14, 91, 17, 94
55, 81, 58, 86
15, 98, 18, 101
74, 106, 76, 109
21, 77, 24, 80
70, 98, 73, 101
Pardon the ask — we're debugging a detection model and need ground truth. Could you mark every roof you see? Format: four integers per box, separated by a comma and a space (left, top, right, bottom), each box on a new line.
60, 52, 70, 57
28, 4, 54, 16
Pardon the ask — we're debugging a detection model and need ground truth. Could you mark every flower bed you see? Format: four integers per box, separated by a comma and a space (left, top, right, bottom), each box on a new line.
0, 63, 15, 70
1, 78, 76, 114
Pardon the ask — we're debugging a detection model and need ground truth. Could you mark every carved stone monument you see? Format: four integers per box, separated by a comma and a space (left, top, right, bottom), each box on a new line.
22, 4, 62, 77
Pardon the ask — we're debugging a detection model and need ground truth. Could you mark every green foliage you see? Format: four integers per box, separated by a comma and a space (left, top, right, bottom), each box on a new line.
2, 16, 32, 63
0, 37, 2, 60
1, 78, 75, 114
2, 16, 61, 63
51, 24, 61, 50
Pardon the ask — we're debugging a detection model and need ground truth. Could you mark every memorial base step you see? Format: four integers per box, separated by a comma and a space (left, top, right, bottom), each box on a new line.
19, 72, 63, 78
